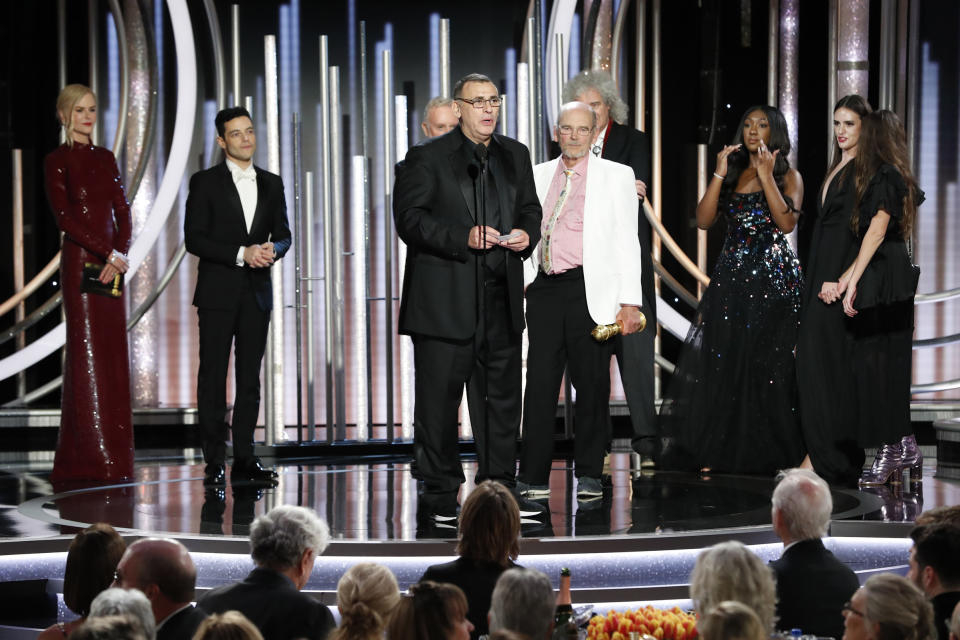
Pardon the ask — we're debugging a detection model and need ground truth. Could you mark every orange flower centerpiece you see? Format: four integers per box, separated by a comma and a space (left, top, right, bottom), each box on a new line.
586, 605, 698, 640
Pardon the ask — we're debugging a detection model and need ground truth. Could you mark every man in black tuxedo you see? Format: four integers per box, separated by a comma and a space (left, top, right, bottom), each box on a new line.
564, 70, 658, 461
185, 106, 291, 487
907, 523, 960, 640
770, 468, 859, 639
198, 505, 335, 640
112, 538, 207, 640
394, 73, 542, 523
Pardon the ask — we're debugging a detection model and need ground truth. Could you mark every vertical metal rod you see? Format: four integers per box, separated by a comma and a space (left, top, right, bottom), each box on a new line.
517, 62, 530, 148
382, 49, 395, 442
360, 22, 369, 159
878, 0, 896, 110
696, 144, 708, 299
89, 0, 100, 145
320, 36, 334, 441
532, 3, 545, 163
767, 0, 779, 106
330, 67, 347, 439
231, 4, 240, 105
439, 19, 451, 97
264, 34, 284, 444
554, 33, 566, 114
360, 23, 374, 438
394, 96, 410, 440
304, 171, 316, 439
827, 0, 837, 166
12, 150, 25, 399
351, 156, 370, 440
905, 0, 919, 168
525, 20, 537, 159
58, 0, 68, 144
499, 93, 508, 136
635, 0, 646, 131
244, 95, 253, 115
292, 112, 303, 442
651, 0, 663, 401
894, 0, 909, 119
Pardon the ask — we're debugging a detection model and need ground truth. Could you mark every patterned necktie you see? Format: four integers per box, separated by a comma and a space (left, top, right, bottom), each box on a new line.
541, 169, 574, 273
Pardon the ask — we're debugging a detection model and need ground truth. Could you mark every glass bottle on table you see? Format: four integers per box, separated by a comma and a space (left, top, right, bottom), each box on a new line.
553, 568, 579, 639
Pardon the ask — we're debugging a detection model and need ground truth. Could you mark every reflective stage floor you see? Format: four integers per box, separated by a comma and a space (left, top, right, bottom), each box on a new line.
0, 451, 954, 541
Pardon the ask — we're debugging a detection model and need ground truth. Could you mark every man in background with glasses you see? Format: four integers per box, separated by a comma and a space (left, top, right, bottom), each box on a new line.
394, 73, 542, 525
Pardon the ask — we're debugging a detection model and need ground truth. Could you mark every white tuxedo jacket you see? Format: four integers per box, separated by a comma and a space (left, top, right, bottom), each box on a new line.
525, 153, 644, 325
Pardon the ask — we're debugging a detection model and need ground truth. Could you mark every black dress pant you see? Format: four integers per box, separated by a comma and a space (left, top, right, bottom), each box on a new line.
197, 281, 271, 466
412, 279, 522, 507
519, 267, 613, 483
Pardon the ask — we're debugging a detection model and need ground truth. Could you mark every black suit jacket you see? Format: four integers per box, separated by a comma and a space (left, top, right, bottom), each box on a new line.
932, 591, 960, 640
421, 557, 520, 640
394, 127, 542, 340
770, 539, 860, 639
184, 162, 292, 311
198, 568, 334, 640
157, 604, 207, 640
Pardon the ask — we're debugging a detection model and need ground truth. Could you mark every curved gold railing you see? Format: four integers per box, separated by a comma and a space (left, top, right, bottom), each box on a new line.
644, 198, 710, 288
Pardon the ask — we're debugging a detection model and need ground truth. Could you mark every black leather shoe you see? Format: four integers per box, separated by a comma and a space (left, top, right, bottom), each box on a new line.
203, 464, 226, 487
231, 458, 279, 486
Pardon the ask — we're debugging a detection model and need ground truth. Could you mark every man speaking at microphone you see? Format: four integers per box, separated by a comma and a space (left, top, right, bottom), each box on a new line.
393, 73, 542, 524
516, 101, 645, 500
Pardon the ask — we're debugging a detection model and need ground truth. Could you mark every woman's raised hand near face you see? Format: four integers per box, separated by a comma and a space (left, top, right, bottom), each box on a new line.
715, 144, 741, 177
756, 141, 779, 182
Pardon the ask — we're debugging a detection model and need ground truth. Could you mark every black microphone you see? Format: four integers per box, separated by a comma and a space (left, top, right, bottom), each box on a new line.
473, 143, 488, 170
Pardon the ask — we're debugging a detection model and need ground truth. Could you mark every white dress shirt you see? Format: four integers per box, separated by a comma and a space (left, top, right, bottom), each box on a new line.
226, 158, 258, 266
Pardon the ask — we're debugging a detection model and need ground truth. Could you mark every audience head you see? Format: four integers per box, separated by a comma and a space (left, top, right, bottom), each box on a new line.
843, 574, 935, 640
563, 70, 627, 130
908, 523, 960, 597
385, 581, 473, 640
771, 468, 833, 543
56, 83, 97, 146
89, 588, 156, 640
191, 611, 264, 640
331, 562, 400, 640
113, 538, 196, 622
950, 600, 960, 640
698, 601, 767, 640
457, 480, 521, 567
915, 506, 960, 528
421, 97, 458, 139
690, 541, 777, 634
489, 568, 555, 640
64, 523, 127, 617
249, 505, 329, 589
71, 615, 149, 640
488, 631, 532, 640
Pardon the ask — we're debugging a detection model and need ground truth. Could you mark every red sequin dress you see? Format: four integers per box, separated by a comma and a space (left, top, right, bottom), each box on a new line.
44, 143, 134, 483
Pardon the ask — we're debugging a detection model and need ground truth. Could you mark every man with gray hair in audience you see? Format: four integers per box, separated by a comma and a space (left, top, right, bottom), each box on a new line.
112, 537, 207, 640
769, 468, 858, 639
89, 587, 157, 640
198, 505, 335, 640
488, 567, 556, 640
420, 96, 459, 139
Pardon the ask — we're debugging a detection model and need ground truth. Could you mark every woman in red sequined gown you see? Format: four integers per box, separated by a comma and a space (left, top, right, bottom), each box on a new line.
44, 84, 134, 483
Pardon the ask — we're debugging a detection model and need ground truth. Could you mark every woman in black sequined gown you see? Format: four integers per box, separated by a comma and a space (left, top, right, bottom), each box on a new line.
660, 106, 805, 474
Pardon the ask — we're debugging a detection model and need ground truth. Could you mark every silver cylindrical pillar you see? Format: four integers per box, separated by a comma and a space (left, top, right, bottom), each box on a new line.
12, 150, 25, 398
231, 4, 240, 105
696, 144, 707, 299
517, 62, 530, 148
525, 19, 537, 159
767, 0, 779, 106
304, 170, 316, 439
554, 33, 566, 115
320, 35, 334, 440
837, 0, 870, 100
439, 19, 451, 97
58, 0, 67, 144
635, 0, 646, 131
89, 0, 100, 145
293, 112, 303, 437
330, 66, 347, 439
827, 0, 838, 165
878, 0, 896, 110
394, 96, 411, 440
263, 35, 284, 443
382, 49, 395, 441
351, 156, 370, 439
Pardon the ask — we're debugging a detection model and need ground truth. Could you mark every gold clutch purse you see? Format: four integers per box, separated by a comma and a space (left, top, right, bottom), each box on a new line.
81, 262, 124, 298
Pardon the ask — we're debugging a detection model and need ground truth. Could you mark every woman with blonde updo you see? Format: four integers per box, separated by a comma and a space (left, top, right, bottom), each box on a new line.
842, 574, 935, 640
192, 611, 264, 640
330, 563, 400, 640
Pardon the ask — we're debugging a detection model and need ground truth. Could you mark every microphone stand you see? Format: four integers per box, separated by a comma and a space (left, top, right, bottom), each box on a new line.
471, 146, 490, 482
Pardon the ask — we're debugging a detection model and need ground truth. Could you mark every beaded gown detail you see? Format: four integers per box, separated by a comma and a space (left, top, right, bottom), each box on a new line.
660, 191, 805, 474
44, 143, 134, 483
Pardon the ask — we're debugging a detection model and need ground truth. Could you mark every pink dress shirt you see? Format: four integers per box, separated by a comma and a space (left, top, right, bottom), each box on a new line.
540, 155, 588, 274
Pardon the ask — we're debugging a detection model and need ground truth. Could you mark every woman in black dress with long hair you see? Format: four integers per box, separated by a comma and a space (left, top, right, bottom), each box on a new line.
796, 95, 872, 485
837, 110, 922, 486
660, 106, 805, 474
